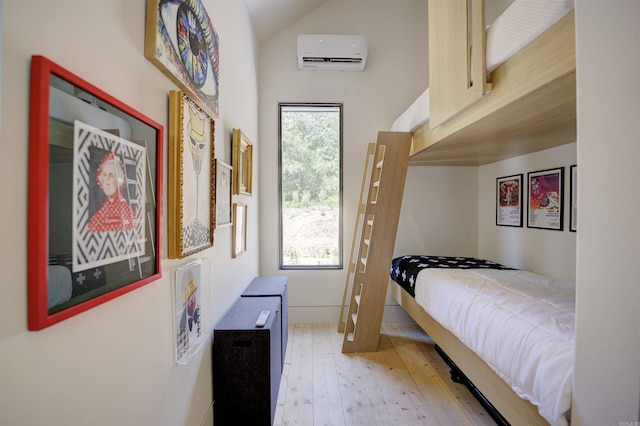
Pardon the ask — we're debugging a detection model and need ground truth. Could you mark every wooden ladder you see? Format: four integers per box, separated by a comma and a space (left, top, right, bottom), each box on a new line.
338, 142, 376, 333
339, 132, 412, 353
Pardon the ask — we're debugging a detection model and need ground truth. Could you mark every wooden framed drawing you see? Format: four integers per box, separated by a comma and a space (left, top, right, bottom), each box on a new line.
496, 174, 523, 227
232, 203, 247, 258
27, 55, 163, 330
527, 167, 564, 231
144, 0, 220, 118
215, 159, 233, 228
168, 91, 215, 259
570, 164, 577, 232
232, 128, 253, 195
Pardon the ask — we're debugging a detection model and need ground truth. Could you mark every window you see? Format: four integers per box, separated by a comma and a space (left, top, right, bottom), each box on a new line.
279, 103, 343, 269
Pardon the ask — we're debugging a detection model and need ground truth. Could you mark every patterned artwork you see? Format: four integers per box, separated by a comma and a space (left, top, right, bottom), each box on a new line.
146, 0, 220, 117
390, 255, 513, 297
72, 120, 147, 271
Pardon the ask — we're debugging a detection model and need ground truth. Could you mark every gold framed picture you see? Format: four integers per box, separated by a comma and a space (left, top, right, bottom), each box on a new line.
168, 91, 216, 259
232, 128, 253, 196
232, 203, 247, 258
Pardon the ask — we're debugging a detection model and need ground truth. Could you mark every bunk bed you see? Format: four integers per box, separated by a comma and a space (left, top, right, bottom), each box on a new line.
389, 256, 575, 426
382, 1, 578, 425
392, 0, 576, 166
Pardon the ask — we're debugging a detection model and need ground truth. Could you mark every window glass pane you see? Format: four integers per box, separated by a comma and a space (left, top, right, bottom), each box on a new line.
279, 104, 342, 269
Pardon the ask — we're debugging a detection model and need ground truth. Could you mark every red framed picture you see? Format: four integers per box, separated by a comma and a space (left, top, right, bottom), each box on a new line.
28, 56, 164, 330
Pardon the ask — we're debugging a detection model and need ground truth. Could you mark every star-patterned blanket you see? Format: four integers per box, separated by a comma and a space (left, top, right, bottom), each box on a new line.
390, 255, 513, 297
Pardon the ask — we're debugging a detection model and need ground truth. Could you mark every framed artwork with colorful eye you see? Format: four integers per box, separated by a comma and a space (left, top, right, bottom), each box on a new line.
145, 0, 220, 118
27, 56, 164, 330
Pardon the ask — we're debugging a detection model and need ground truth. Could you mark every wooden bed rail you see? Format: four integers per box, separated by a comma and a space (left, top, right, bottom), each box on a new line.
389, 280, 550, 426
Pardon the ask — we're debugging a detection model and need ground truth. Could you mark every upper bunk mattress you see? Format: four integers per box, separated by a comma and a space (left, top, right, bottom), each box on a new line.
413, 267, 575, 426
390, 0, 575, 132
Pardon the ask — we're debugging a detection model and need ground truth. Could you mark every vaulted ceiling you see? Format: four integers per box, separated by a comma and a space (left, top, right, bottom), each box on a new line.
245, 0, 329, 43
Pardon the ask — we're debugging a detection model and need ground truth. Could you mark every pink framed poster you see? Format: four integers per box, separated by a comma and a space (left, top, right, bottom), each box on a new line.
527, 167, 564, 231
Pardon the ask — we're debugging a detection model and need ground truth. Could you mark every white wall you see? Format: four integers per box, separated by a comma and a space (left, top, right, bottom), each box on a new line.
572, 1, 640, 423
258, 0, 431, 323
478, 143, 577, 280
395, 166, 479, 259
0, 1, 259, 425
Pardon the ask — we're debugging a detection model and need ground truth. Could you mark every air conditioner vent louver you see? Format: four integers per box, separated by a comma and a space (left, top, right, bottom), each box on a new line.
297, 34, 368, 71
303, 57, 363, 64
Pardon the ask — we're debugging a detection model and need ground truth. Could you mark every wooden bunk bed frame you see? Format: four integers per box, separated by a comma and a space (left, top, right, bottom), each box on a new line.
410, 9, 576, 166
384, 3, 577, 425
339, 2, 576, 423
389, 280, 550, 426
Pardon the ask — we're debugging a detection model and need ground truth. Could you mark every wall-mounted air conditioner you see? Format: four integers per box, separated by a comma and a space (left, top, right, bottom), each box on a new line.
297, 34, 368, 71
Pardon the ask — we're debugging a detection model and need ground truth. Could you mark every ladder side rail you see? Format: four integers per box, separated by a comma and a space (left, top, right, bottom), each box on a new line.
342, 132, 412, 353
338, 143, 376, 332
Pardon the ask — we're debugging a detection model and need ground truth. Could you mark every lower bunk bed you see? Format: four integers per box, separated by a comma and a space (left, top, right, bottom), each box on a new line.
389, 255, 575, 426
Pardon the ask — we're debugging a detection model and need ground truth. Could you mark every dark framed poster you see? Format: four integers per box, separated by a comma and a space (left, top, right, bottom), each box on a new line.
496, 174, 523, 227
527, 167, 564, 231
570, 164, 577, 232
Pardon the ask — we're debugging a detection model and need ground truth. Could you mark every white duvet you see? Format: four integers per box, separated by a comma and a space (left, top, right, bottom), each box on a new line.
414, 268, 574, 426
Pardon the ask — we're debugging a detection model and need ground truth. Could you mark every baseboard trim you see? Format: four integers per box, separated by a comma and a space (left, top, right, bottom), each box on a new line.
288, 305, 413, 324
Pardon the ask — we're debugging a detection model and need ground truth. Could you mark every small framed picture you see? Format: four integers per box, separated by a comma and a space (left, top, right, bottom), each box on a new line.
232, 129, 253, 196
175, 260, 204, 364
527, 167, 564, 231
496, 174, 523, 227
215, 159, 233, 228
570, 164, 577, 232
232, 203, 247, 258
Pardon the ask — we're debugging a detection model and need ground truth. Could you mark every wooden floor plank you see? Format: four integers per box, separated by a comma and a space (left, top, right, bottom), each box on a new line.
274, 325, 294, 425
275, 323, 493, 426
382, 322, 478, 425
393, 322, 495, 426
329, 323, 377, 426
356, 348, 400, 425
312, 324, 345, 426
281, 324, 314, 425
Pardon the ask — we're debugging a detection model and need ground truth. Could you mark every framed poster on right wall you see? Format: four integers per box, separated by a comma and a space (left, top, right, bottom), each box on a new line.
527, 167, 564, 231
496, 174, 523, 227
570, 164, 577, 232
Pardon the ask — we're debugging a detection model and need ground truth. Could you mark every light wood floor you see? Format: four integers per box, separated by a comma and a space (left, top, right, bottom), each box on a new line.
274, 323, 496, 426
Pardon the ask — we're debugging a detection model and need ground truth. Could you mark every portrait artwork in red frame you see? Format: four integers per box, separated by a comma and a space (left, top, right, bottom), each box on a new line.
27, 56, 164, 330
